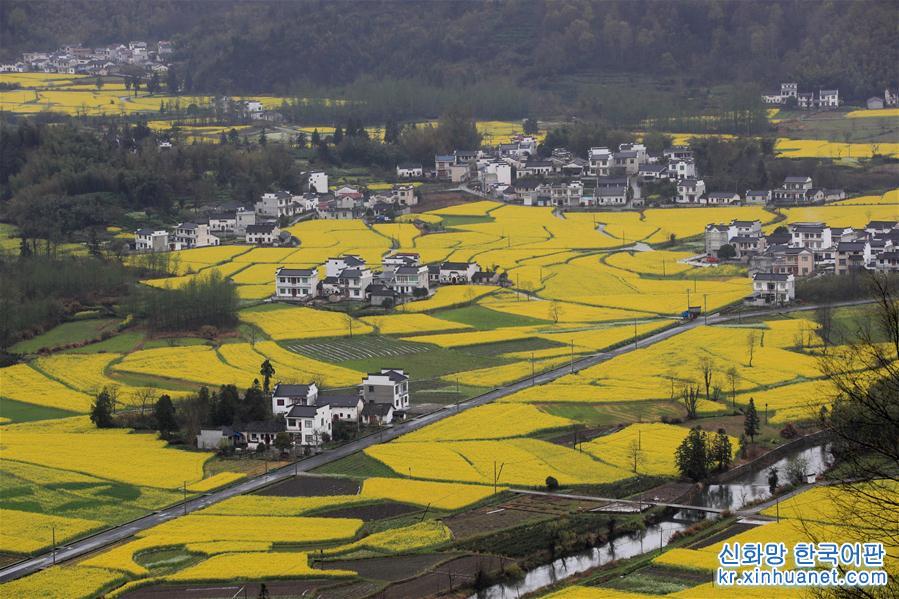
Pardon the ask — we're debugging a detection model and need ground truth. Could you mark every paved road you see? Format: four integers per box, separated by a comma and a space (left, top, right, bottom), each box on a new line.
0, 298, 872, 582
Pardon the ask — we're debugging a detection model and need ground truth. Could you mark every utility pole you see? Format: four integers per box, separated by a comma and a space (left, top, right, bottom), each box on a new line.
633, 317, 638, 348
183, 481, 187, 515
638, 429, 642, 450
765, 402, 769, 424
659, 526, 663, 553
52, 525, 56, 565
531, 352, 535, 385
703, 294, 708, 324
686, 288, 691, 309
570, 340, 574, 373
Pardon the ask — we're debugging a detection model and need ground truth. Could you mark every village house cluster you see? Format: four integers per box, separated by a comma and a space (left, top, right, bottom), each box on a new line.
197, 369, 410, 451
422, 138, 842, 209
761, 82, 840, 109
276, 252, 494, 308
705, 214, 899, 306
1, 41, 174, 75
133, 170, 421, 251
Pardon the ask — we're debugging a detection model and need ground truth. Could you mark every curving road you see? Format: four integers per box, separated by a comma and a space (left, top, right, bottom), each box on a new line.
0, 299, 873, 583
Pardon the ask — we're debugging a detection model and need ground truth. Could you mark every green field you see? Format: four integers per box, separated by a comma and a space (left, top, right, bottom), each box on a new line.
11, 318, 120, 354
435, 305, 551, 329
0, 398, 80, 424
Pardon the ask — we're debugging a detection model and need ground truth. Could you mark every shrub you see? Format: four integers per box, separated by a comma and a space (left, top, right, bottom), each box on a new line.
545, 476, 559, 491
780, 423, 799, 439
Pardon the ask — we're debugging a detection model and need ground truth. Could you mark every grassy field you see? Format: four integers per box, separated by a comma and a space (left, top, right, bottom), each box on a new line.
10, 318, 120, 353
0, 398, 81, 424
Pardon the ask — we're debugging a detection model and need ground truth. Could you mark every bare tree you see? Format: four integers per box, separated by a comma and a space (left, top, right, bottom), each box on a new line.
746, 331, 757, 367
133, 387, 158, 417
680, 385, 700, 419
814, 305, 835, 351
726, 367, 739, 408
817, 273, 899, 584
549, 301, 561, 324
699, 357, 715, 402
344, 312, 354, 338
627, 439, 643, 474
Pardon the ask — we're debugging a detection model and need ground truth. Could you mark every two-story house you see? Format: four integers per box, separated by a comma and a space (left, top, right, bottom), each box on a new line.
173, 222, 219, 249
271, 383, 319, 415
285, 403, 332, 447
668, 158, 696, 181
255, 191, 299, 219
275, 267, 319, 300
135, 229, 169, 252
748, 272, 795, 305
676, 178, 706, 204
835, 241, 871, 275
588, 147, 612, 177
319, 392, 364, 423
361, 369, 410, 411
435, 154, 454, 180
339, 267, 373, 300
789, 223, 832, 250
246, 223, 281, 245
393, 265, 429, 295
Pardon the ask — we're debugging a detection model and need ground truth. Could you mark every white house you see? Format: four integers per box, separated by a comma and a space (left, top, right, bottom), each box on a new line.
245, 223, 280, 245
235, 207, 257, 235
319, 394, 364, 422
588, 147, 612, 177
705, 192, 741, 205
781, 82, 798, 98
135, 229, 169, 252
393, 265, 429, 295
325, 255, 366, 278
874, 250, 899, 273
208, 214, 236, 233
744, 190, 771, 205
173, 222, 219, 248
438, 261, 480, 284
669, 158, 697, 181
676, 178, 706, 204
255, 191, 299, 219
749, 272, 795, 305
271, 383, 319, 415
275, 267, 319, 300
285, 403, 331, 447
638, 163, 668, 180
819, 89, 839, 108
595, 186, 629, 206
396, 163, 423, 178
361, 369, 410, 410
382, 252, 420, 271
789, 223, 832, 250
393, 185, 417, 206
339, 267, 373, 300
307, 171, 328, 194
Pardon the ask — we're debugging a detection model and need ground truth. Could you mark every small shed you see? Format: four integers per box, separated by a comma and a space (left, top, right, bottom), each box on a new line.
867, 97, 885, 110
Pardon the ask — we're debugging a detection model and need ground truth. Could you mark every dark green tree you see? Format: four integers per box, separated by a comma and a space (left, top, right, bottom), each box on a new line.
744, 397, 760, 442
90, 387, 116, 428
768, 467, 779, 495
259, 359, 275, 394
273, 432, 292, 453
241, 380, 268, 422
712, 428, 733, 471
675, 427, 710, 481
154, 394, 178, 439
332, 125, 343, 144
717, 244, 736, 260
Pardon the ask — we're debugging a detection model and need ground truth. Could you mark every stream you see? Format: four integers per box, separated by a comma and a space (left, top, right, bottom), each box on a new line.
471, 443, 832, 599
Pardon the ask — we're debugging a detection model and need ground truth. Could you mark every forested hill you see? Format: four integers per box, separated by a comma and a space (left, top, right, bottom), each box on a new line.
1, 0, 897, 98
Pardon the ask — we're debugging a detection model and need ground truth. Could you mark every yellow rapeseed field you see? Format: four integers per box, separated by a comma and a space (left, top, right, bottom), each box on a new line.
0, 363, 94, 412
360, 477, 495, 510
0, 509, 103, 554
240, 304, 373, 340
402, 285, 501, 312
775, 137, 899, 159
324, 520, 452, 555
137, 515, 362, 545
366, 437, 629, 486
834, 188, 899, 205
584, 423, 737, 476
0, 565, 126, 599
1, 417, 211, 488
166, 552, 355, 582
186, 471, 245, 492
198, 494, 368, 516
360, 313, 470, 335
399, 404, 576, 442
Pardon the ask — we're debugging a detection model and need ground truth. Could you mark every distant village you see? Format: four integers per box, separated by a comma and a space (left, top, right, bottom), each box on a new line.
761, 81, 898, 111
0, 40, 174, 76
704, 212, 899, 306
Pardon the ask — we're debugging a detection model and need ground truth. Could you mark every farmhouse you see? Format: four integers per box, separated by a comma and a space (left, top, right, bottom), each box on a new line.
835, 241, 872, 275
396, 163, 423, 178
245, 223, 281, 245
172, 222, 219, 249
319, 393, 364, 422
748, 272, 795, 306
361, 369, 410, 411
275, 267, 319, 300
285, 403, 332, 447
438, 261, 480, 284
271, 383, 319, 415
675, 178, 706, 204
134, 229, 169, 252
